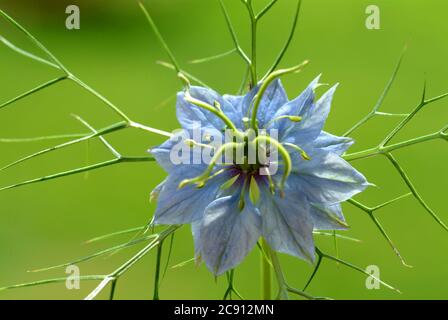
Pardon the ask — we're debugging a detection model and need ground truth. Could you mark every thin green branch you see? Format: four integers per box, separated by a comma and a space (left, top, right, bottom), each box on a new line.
0, 76, 67, 111
347, 197, 412, 267
302, 252, 322, 291
371, 192, 412, 211
0, 9, 68, 73
153, 242, 163, 300
268, 247, 289, 300
30, 234, 158, 273
263, 0, 302, 79
85, 226, 146, 244
344, 48, 405, 137
139, 2, 181, 74
0, 121, 128, 172
242, 0, 258, 84
219, 0, 253, 81
84, 225, 181, 300
343, 129, 445, 161
189, 48, 236, 64
316, 247, 401, 293
385, 153, 448, 232
171, 257, 195, 269
0, 35, 59, 69
0, 7, 180, 133
68, 75, 131, 122
260, 238, 272, 300
313, 231, 362, 243
0, 133, 87, 143
109, 279, 118, 300
256, 0, 278, 20
162, 233, 175, 279
156, 60, 210, 88
238, 66, 250, 94
72, 114, 121, 158
0, 276, 106, 292
380, 86, 448, 147
0, 156, 155, 192
223, 270, 244, 300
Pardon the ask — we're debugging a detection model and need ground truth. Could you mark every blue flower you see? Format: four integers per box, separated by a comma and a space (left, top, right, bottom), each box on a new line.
150, 76, 369, 275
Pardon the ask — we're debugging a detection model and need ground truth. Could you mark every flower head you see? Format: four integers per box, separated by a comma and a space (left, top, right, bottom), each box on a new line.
150, 76, 369, 275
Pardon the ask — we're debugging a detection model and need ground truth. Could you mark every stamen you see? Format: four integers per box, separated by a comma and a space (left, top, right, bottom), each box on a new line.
253, 135, 292, 196
283, 142, 311, 160
264, 115, 302, 129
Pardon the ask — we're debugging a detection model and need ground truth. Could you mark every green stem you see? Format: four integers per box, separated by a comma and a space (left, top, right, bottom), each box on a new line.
248, 1, 258, 85
153, 243, 163, 300
109, 279, 117, 300
343, 130, 444, 161
260, 239, 272, 300
267, 246, 289, 300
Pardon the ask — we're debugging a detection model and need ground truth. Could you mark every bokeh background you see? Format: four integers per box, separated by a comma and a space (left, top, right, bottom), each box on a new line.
0, 0, 447, 300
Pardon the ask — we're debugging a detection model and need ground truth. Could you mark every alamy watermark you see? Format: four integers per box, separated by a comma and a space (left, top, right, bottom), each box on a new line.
65, 265, 80, 290
65, 5, 80, 30
365, 265, 381, 289
166, 123, 280, 175
365, 5, 380, 30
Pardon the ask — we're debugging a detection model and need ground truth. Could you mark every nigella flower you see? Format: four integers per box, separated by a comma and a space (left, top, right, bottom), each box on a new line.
150, 75, 369, 275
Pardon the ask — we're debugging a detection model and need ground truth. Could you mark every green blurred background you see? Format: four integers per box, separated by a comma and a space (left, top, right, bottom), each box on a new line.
0, 0, 447, 300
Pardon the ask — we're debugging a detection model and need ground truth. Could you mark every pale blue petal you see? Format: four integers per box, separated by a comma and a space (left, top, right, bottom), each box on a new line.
153, 166, 230, 225
223, 79, 287, 129
191, 221, 202, 259
176, 86, 239, 131
254, 79, 289, 127
288, 149, 369, 204
150, 128, 223, 173
199, 195, 261, 275
310, 203, 348, 230
311, 131, 354, 156
281, 83, 338, 145
271, 75, 321, 134
259, 189, 315, 262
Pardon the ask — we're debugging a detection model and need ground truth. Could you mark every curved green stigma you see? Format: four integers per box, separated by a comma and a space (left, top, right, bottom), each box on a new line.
178, 142, 242, 189
264, 115, 302, 129
253, 135, 292, 196
251, 60, 309, 130
283, 142, 311, 160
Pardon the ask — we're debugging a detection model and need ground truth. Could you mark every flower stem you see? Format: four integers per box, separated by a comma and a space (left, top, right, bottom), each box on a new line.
343, 130, 444, 161
267, 245, 289, 300
260, 239, 271, 300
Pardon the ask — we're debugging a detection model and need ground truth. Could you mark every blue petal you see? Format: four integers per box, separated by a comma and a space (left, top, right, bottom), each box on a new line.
288, 149, 369, 204
271, 75, 320, 134
191, 221, 202, 259
254, 79, 289, 127
176, 86, 240, 131
310, 203, 348, 230
282, 84, 337, 145
153, 166, 229, 225
223, 79, 288, 129
199, 195, 261, 275
311, 131, 354, 156
150, 128, 223, 173
259, 189, 315, 262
